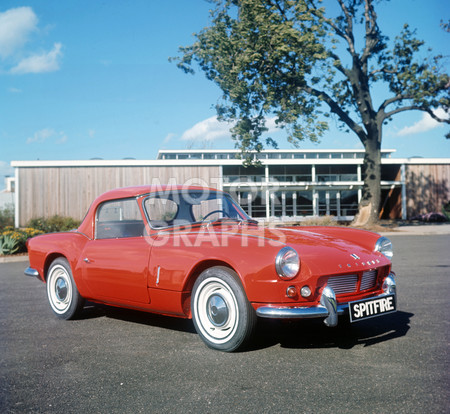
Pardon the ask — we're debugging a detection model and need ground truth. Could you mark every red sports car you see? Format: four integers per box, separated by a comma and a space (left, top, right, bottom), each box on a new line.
25, 186, 397, 351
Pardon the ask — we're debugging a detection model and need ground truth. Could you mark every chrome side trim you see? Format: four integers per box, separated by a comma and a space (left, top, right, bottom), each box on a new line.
24, 267, 40, 278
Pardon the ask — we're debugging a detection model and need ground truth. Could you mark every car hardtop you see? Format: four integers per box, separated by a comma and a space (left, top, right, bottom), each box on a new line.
93, 185, 220, 203
77, 185, 225, 238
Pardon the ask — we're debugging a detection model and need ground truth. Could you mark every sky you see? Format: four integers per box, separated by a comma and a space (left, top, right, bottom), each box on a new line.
1, 0, 449, 190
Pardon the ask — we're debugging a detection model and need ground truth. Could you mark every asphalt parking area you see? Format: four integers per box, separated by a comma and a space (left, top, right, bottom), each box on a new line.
1, 234, 449, 413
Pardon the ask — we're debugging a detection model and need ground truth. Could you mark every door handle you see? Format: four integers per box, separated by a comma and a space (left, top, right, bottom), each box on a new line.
83, 258, 90, 263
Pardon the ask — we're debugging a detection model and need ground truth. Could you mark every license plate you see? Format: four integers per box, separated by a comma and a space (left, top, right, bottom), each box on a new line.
349, 294, 396, 322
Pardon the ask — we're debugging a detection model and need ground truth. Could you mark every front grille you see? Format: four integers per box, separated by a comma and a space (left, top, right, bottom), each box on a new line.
326, 269, 380, 295
327, 274, 358, 294
360, 269, 377, 291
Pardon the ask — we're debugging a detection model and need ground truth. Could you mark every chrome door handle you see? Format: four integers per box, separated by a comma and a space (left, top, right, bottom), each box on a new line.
83, 258, 90, 263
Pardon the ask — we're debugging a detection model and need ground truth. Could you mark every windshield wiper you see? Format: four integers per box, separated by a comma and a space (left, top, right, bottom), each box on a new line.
238, 218, 259, 225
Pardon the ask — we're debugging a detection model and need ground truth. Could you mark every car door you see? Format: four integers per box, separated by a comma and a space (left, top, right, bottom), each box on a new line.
81, 197, 151, 304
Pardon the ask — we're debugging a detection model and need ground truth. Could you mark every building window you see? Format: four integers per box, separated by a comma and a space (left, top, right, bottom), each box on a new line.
223, 165, 265, 183
315, 165, 358, 182
269, 165, 311, 182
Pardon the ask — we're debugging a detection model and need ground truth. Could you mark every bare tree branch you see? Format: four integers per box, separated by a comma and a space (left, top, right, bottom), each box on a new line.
306, 86, 367, 141
361, 0, 379, 65
378, 94, 410, 113
385, 105, 449, 123
307, 2, 356, 54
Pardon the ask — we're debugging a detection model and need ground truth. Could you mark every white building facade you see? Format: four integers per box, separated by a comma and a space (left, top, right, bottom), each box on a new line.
158, 149, 406, 221
11, 149, 450, 226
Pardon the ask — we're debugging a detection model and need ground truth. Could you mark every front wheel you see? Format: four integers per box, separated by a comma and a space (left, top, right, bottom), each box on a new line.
191, 266, 256, 352
46, 258, 84, 319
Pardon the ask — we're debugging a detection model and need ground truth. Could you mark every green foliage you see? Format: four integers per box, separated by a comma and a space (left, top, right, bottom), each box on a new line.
443, 201, 450, 221
26, 215, 81, 233
173, 0, 449, 223
0, 203, 14, 231
174, 0, 448, 152
0, 234, 20, 255
0, 215, 79, 255
174, 0, 331, 162
0, 227, 45, 255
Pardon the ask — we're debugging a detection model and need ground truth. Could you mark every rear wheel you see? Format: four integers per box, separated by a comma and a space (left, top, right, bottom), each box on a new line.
46, 258, 84, 319
191, 266, 256, 352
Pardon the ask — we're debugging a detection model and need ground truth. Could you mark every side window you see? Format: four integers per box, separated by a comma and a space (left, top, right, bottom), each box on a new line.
144, 197, 178, 228
96, 198, 145, 239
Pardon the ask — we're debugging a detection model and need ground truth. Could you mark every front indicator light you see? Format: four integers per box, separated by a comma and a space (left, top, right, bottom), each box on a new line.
286, 286, 298, 298
300, 286, 312, 298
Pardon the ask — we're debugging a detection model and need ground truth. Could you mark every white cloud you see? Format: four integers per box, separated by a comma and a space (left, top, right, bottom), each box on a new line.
181, 116, 279, 142
265, 116, 281, 133
27, 128, 67, 144
88, 129, 96, 138
397, 108, 449, 137
0, 7, 37, 59
8, 87, 22, 93
163, 132, 176, 144
27, 128, 55, 144
11, 42, 63, 74
56, 132, 67, 144
181, 116, 234, 142
0, 7, 63, 75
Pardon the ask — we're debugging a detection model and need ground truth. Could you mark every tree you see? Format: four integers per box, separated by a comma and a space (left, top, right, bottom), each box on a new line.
173, 0, 449, 225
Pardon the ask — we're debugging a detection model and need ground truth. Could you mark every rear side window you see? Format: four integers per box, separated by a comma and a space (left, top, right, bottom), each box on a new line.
96, 198, 145, 239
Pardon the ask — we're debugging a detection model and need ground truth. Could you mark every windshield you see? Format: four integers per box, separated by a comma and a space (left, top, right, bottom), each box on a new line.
143, 189, 253, 229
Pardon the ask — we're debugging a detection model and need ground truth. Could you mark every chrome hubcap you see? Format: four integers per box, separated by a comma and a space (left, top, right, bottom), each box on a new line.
193, 277, 239, 344
207, 294, 228, 327
55, 277, 68, 301
47, 264, 73, 314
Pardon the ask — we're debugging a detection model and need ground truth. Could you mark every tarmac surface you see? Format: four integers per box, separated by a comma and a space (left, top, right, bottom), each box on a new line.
380, 222, 450, 236
0, 229, 449, 413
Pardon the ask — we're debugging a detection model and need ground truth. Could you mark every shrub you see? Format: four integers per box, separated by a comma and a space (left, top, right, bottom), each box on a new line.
0, 227, 45, 255
298, 215, 339, 226
26, 215, 81, 233
0, 234, 20, 255
411, 212, 448, 223
0, 203, 14, 231
443, 201, 450, 221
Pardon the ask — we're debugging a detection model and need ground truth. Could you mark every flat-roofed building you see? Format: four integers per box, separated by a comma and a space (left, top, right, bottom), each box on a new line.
11, 149, 450, 226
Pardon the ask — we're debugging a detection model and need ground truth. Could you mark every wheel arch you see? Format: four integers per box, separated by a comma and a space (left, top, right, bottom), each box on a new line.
181, 260, 244, 318
43, 253, 67, 281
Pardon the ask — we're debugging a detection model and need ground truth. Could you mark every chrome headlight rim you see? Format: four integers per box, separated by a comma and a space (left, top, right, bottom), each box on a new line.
275, 246, 300, 279
375, 236, 393, 259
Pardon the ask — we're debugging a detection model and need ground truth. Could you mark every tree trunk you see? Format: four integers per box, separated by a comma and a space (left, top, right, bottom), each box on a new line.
352, 132, 382, 227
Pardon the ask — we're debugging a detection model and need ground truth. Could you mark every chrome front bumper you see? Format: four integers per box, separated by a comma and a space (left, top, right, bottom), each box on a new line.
24, 267, 40, 278
256, 273, 397, 327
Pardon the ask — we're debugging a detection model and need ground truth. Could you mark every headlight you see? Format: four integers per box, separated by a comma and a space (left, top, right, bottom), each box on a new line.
275, 246, 300, 279
375, 237, 393, 259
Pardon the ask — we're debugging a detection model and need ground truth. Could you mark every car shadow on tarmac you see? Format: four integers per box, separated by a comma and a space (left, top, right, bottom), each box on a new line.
251, 311, 413, 351
78, 302, 198, 334
76, 301, 412, 352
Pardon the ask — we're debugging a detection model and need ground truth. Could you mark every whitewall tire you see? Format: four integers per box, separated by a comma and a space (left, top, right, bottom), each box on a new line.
192, 266, 256, 352
46, 258, 84, 320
